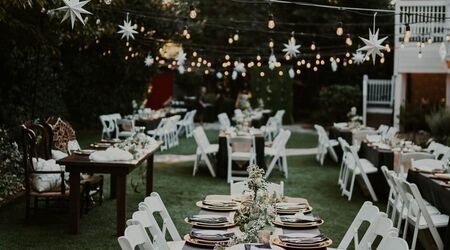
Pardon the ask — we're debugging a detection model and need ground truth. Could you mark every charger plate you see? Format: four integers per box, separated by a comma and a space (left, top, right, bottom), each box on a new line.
196, 201, 240, 211
272, 238, 332, 249
272, 219, 324, 228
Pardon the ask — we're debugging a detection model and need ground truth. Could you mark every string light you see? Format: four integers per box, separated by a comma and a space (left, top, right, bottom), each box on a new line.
385, 43, 391, 53
316, 53, 321, 60
306, 62, 311, 68
310, 42, 316, 51
225, 54, 230, 60
187, 67, 192, 72
185, 33, 191, 39
256, 54, 261, 61
228, 36, 234, 44
297, 61, 301, 66
296, 69, 301, 75
301, 59, 306, 65
233, 30, 239, 41
197, 57, 202, 62
345, 52, 350, 57
380, 57, 385, 63
313, 66, 318, 71
320, 60, 325, 65
278, 71, 283, 76
336, 57, 341, 63
267, 13, 275, 29
345, 34, 352, 46
349, 59, 353, 64
257, 62, 262, 67
192, 51, 197, 57
189, 4, 197, 19
269, 39, 274, 48
191, 62, 195, 67
224, 71, 229, 76
204, 69, 209, 74
336, 22, 343, 36
260, 71, 265, 77
404, 23, 411, 43
242, 72, 246, 77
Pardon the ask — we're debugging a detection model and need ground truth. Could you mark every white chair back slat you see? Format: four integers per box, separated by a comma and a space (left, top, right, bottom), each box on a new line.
218, 113, 231, 130
357, 212, 397, 250
117, 224, 154, 250
377, 236, 409, 250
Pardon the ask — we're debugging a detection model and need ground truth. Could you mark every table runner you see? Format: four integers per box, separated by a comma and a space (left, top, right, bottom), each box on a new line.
182, 195, 320, 250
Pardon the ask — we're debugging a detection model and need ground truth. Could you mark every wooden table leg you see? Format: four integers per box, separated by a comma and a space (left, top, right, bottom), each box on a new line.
69, 171, 81, 234
146, 154, 154, 196
110, 174, 117, 199
116, 174, 127, 236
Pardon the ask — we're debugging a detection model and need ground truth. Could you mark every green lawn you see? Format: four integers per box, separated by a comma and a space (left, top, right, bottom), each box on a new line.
0, 129, 385, 249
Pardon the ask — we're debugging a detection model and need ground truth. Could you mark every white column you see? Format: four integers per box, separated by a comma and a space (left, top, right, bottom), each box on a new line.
393, 73, 406, 128
362, 75, 368, 126
446, 74, 450, 107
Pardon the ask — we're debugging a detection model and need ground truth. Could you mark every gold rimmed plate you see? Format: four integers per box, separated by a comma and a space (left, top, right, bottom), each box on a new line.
184, 234, 230, 248
272, 237, 332, 249
196, 201, 240, 211
184, 216, 237, 229
272, 219, 324, 228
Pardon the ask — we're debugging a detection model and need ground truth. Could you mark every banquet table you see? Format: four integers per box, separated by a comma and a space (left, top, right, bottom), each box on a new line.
358, 141, 394, 200
182, 195, 322, 250
329, 126, 376, 162
216, 132, 266, 179
407, 170, 450, 249
57, 142, 161, 236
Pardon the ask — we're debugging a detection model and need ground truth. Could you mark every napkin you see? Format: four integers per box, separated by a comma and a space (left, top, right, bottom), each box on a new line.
188, 215, 229, 224
89, 147, 133, 162
190, 230, 235, 241
280, 213, 320, 223
202, 200, 237, 207
279, 234, 327, 244
276, 203, 307, 210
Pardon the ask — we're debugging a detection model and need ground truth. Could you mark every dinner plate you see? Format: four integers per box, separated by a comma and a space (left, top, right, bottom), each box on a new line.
431, 173, 450, 181
276, 203, 312, 214
184, 234, 229, 248
272, 219, 324, 228
90, 142, 111, 148
272, 238, 332, 249
72, 149, 96, 155
184, 215, 237, 228
196, 201, 240, 211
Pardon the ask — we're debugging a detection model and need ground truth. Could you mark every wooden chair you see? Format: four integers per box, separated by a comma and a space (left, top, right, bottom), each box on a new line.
46, 117, 104, 213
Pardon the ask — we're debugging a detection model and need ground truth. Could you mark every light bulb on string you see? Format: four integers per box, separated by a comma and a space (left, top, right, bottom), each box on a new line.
187, 67, 192, 72
316, 53, 321, 60
404, 23, 411, 43
278, 71, 283, 76
315, 60, 320, 65
336, 22, 344, 36
192, 51, 197, 57
301, 59, 306, 65
313, 66, 318, 72
269, 39, 274, 48
320, 60, 325, 65
385, 43, 391, 53
296, 69, 301, 75
349, 59, 353, 64
306, 62, 311, 68
185, 33, 191, 39
256, 54, 261, 61
233, 30, 239, 41
182, 26, 188, 36
225, 54, 230, 60
380, 57, 385, 63
189, 4, 197, 19
257, 62, 262, 67
345, 52, 350, 57
297, 61, 301, 66
197, 57, 202, 62
267, 13, 275, 29
260, 72, 265, 77
345, 34, 352, 46
228, 36, 233, 44
310, 42, 316, 51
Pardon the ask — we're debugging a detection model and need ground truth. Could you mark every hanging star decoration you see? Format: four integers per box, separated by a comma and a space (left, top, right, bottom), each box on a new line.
144, 54, 154, 67
331, 60, 338, 72
234, 62, 246, 73
352, 51, 366, 65
282, 35, 301, 59
358, 28, 388, 65
288, 67, 295, 79
175, 48, 187, 66
55, 0, 92, 29
178, 65, 185, 74
268, 50, 277, 70
118, 14, 138, 41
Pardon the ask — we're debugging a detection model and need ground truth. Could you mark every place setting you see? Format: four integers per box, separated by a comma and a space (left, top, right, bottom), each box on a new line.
272, 213, 323, 228
275, 202, 312, 215
185, 214, 237, 228
196, 200, 241, 211
184, 230, 236, 248
272, 233, 333, 249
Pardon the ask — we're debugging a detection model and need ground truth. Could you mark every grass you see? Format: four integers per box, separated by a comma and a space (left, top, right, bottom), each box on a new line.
0, 129, 386, 249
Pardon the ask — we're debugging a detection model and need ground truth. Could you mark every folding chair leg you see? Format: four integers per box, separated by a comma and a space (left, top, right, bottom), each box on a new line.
203, 153, 216, 178
283, 155, 288, 179
193, 153, 200, 176
265, 156, 278, 179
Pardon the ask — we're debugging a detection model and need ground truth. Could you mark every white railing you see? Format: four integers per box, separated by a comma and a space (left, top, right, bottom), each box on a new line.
395, 0, 447, 43
362, 75, 395, 125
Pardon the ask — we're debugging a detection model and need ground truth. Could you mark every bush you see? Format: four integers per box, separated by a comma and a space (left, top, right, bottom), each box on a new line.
398, 104, 432, 132
316, 85, 361, 124
0, 129, 24, 204
426, 109, 450, 145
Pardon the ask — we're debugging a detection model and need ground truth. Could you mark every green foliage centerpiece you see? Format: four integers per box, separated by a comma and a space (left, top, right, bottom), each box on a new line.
233, 165, 276, 243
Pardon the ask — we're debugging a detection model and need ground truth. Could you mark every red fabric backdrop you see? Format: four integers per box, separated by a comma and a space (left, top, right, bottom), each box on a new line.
145, 72, 174, 110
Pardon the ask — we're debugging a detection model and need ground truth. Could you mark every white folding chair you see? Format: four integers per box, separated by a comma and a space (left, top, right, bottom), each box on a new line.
176, 111, 192, 138
218, 113, 231, 130
329, 201, 380, 250
226, 135, 256, 183
274, 110, 285, 128
186, 110, 197, 137
117, 224, 154, 250
337, 137, 353, 191
377, 236, 409, 250
314, 124, 338, 165
399, 180, 448, 250
398, 152, 434, 176
99, 114, 115, 139
126, 210, 169, 250
264, 130, 291, 179
341, 143, 378, 202
192, 127, 218, 177
376, 124, 389, 137
384, 126, 398, 140
139, 192, 182, 242
260, 117, 279, 141
230, 181, 248, 195
357, 212, 398, 250
381, 166, 398, 221
411, 158, 445, 172
147, 118, 167, 148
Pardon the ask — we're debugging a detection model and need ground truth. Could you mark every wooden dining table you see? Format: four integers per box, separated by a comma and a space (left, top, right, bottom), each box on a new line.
182, 194, 324, 250
57, 142, 161, 236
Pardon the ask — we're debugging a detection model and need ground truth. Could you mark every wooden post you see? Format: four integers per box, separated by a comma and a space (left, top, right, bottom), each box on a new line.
69, 171, 81, 234
116, 174, 127, 236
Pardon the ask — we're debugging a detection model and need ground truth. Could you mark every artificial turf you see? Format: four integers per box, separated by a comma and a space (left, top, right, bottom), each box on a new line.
0, 129, 385, 249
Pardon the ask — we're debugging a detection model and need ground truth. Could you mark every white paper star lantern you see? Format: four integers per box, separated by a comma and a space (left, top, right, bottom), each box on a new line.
439, 42, 447, 61
268, 51, 277, 70
352, 51, 366, 65
331, 60, 338, 72
282, 36, 301, 58
55, 0, 92, 29
118, 15, 138, 41
231, 70, 238, 80
175, 48, 187, 66
144, 54, 154, 67
234, 62, 246, 73
288, 67, 295, 79
358, 29, 388, 65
